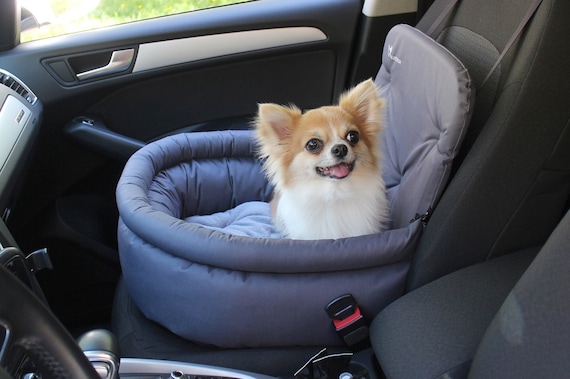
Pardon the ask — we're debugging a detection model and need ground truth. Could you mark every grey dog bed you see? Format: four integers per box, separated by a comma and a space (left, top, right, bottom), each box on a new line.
116, 24, 473, 348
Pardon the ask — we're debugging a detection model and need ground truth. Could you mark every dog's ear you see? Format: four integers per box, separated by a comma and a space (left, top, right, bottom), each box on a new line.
256, 103, 301, 141
255, 104, 302, 184
338, 79, 384, 133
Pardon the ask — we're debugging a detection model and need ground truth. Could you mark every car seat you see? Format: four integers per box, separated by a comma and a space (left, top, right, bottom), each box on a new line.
112, 0, 570, 375
409, 0, 570, 289
371, 0, 570, 376
371, 206, 570, 378
467, 209, 570, 378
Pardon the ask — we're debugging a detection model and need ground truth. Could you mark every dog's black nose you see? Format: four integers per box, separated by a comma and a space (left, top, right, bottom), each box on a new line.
332, 144, 348, 158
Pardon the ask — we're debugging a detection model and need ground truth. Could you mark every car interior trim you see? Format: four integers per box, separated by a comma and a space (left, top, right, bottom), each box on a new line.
0, 96, 31, 174
132, 27, 328, 73
0, 69, 37, 105
76, 48, 136, 81
363, 0, 418, 17
118, 358, 275, 379
0, 319, 9, 362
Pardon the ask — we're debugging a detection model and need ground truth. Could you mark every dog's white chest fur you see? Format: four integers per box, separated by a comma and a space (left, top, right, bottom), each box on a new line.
274, 176, 388, 240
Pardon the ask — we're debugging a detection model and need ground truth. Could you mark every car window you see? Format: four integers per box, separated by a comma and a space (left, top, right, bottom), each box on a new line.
20, 0, 252, 43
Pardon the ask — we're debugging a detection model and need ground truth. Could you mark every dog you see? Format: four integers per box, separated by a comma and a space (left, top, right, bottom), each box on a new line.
255, 78, 389, 239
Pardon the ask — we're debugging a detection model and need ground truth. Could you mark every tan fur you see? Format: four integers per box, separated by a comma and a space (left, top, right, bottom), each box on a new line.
255, 79, 388, 239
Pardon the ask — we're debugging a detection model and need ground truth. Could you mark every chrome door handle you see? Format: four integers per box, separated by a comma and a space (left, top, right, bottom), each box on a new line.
76, 48, 135, 80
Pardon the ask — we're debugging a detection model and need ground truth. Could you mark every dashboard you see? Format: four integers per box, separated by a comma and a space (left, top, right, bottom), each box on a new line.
0, 68, 42, 225
0, 69, 44, 375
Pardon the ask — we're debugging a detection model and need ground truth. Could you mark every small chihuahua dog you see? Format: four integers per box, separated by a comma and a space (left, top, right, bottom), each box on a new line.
255, 79, 389, 240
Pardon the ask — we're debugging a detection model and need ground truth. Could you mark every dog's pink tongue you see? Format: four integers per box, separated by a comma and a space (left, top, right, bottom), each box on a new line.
329, 163, 350, 178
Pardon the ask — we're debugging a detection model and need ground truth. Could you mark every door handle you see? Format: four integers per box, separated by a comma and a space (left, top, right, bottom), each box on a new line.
76, 48, 135, 80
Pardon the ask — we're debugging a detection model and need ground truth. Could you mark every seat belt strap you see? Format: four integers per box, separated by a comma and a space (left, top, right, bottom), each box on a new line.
426, 0, 458, 36
480, 0, 543, 89
425, 0, 543, 90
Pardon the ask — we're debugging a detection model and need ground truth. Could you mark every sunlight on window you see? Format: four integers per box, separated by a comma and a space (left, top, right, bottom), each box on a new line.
20, 0, 251, 42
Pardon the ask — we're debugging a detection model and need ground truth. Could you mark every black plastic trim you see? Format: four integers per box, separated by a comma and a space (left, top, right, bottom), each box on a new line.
64, 114, 146, 161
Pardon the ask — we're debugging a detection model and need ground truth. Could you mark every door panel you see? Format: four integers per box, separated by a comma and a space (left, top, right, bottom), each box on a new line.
90, 50, 336, 141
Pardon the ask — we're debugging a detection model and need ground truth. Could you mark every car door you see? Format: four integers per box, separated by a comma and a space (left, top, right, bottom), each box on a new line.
0, 0, 419, 332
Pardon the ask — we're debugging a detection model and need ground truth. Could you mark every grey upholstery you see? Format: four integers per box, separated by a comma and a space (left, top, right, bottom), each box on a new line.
371, 247, 539, 378
371, 1, 570, 376
469, 210, 570, 378
409, 0, 570, 290
379, 25, 472, 229
372, 208, 570, 378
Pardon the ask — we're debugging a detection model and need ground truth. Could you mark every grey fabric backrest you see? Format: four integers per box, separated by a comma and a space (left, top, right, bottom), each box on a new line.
377, 24, 472, 229
469, 209, 570, 378
408, 0, 570, 290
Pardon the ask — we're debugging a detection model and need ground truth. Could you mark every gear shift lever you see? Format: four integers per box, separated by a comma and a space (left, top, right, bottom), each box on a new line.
77, 329, 120, 379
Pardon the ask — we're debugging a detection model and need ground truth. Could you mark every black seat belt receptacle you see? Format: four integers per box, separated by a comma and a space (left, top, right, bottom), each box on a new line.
325, 294, 369, 348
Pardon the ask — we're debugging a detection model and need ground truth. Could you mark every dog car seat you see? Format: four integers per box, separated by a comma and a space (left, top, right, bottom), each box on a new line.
116, 24, 473, 348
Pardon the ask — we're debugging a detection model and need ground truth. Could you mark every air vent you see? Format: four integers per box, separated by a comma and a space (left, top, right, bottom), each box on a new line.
0, 69, 37, 105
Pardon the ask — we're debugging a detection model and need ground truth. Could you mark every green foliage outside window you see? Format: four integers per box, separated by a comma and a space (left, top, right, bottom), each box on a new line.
21, 0, 251, 42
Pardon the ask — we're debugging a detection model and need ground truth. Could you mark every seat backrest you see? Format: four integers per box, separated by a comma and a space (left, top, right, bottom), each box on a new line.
376, 24, 473, 229
408, 0, 570, 289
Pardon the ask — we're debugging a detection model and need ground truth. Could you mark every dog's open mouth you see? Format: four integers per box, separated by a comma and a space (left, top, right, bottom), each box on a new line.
316, 162, 355, 179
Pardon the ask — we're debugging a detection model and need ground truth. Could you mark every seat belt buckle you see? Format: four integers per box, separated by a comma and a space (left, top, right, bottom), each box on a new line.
325, 294, 369, 348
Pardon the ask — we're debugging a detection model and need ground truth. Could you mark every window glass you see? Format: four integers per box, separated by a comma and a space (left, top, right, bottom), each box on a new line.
20, 0, 251, 43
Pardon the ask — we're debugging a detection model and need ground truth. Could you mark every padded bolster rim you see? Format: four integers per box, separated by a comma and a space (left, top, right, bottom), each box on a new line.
117, 130, 422, 273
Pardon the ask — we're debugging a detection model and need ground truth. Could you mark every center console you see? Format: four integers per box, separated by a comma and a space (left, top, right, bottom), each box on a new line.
76, 328, 278, 379
118, 359, 276, 379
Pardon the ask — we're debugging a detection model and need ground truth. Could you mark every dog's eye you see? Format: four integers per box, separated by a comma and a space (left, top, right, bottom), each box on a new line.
306, 139, 323, 154
346, 131, 360, 145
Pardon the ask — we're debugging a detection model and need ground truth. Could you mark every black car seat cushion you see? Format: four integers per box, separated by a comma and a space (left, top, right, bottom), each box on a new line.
370, 246, 539, 379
